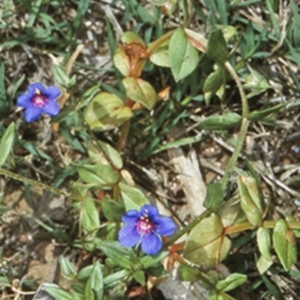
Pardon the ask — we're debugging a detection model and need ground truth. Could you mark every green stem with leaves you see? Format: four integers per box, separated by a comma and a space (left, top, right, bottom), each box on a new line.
225, 220, 300, 235
221, 61, 250, 188
0, 167, 83, 201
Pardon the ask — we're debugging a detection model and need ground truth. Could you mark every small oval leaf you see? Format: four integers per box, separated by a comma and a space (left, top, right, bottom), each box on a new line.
123, 77, 156, 110
207, 29, 229, 63
199, 112, 241, 130
273, 219, 297, 271
169, 28, 200, 82
80, 197, 100, 233
85, 92, 133, 131
183, 214, 231, 267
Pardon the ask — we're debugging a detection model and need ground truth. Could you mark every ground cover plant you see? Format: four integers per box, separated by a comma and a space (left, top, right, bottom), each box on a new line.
0, 0, 300, 299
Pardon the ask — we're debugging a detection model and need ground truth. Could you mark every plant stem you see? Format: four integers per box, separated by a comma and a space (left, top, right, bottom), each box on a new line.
0, 167, 82, 201
221, 117, 249, 188
116, 119, 131, 152
224, 61, 248, 118
147, 30, 175, 55
164, 209, 211, 248
221, 61, 250, 188
225, 220, 300, 235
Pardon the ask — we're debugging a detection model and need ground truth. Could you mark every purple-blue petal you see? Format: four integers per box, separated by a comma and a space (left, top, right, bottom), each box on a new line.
17, 93, 32, 107
141, 233, 162, 255
140, 204, 158, 220
27, 82, 46, 95
155, 217, 176, 236
42, 100, 60, 116
118, 224, 140, 248
122, 210, 140, 224
44, 86, 61, 100
24, 106, 42, 122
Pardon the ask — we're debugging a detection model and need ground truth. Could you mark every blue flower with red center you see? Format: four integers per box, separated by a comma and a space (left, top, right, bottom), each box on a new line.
17, 82, 61, 122
118, 204, 176, 255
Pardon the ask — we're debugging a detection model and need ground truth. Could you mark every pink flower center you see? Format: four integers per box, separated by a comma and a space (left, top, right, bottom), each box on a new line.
136, 214, 155, 235
31, 89, 47, 107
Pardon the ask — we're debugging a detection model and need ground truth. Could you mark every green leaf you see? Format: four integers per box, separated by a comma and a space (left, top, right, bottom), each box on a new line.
238, 175, 263, 227
121, 31, 145, 46
183, 214, 231, 267
247, 103, 286, 121
118, 182, 149, 211
219, 197, 245, 228
44, 286, 74, 300
77, 85, 100, 110
80, 197, 100, 233
98, 141, 123, 169
85, 261, 103, 300
86, 139, 123, 170
140, 251, 169, 269
100, 196, 125, 221
206, 29, 229, 63
203, 67, 226, 105
77, 265, 94, 281
59, 256, 77, 280
203, 182, 224, 212
261, 274, 284, 300
285, 215, 300, 238
103, 269, 130, 288
133, 270, 145, 285
113, 47, 130, 77
243, 66, 272, 98
96, 241, 133, 270
52, 65, 72, 89
216, 273, 247, 292
123, 77, 156, 110
77, 164, 119, 187
85, 92, 133, 131
150, 43, 170, 67
0, 122, 15, 167
199, 112, 241, 130
169, 28, 200, 82
178, 265, 203, 282
257, 227, 272, 260
256, 255, 273, 275
273, 219, 297, 271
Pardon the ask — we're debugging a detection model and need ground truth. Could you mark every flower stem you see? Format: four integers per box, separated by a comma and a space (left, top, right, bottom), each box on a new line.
164, 209, 211, 248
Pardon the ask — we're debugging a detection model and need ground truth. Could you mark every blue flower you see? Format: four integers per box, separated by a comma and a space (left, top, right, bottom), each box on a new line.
17, 82, 61, 122
118, 204, 176, 255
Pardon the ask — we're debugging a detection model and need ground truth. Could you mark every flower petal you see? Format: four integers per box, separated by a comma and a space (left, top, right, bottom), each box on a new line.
27, 82, 46, 94
42, 100, 60, 116
24, 106, 42, 122
118, 224, 140, 248
155, 217, 176, 236
141, 233, 162, 255
44, 86, 61, 100
17, 93, 32, 107
122, 209, 140, 224
140, 204, 158, 220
